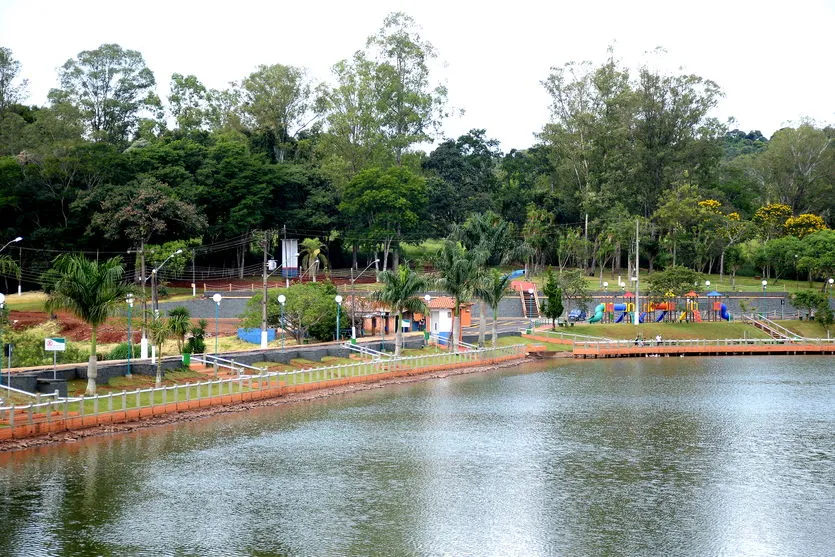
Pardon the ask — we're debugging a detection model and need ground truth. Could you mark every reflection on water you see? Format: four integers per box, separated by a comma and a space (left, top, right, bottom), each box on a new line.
1, 356, 833, 556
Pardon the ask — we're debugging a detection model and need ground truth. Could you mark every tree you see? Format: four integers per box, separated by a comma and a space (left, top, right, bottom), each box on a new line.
375, 265, 427, 356
784, 213, 828, 239
555, 269, 591, 312
51, 44, 159, 144
242, 283, 338, 343
167, 306, 191, 354
424, 130, 501, 234
340, 165, 427, 270
645, 265, 701, 299
241, 64, 323, 162
474, 269, 514, 347
299, 237, 329, 283
747, 124, 833, 214
148, 316, 168, 387
366, 12, 447, 164
0, 47, 28, 113
44, 254, 130, 395
432, 240, 484, 351
541, 269, 564, 329
168, 73, 209, 133
791, 290, 826, 321
797, 229, 835, 286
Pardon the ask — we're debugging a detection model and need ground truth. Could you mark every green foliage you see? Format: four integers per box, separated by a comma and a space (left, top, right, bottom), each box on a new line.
541, 269, 564, 327
242, 282, 338, 343
185, 319, 208, 354
555, 269, 591, 312
375, 264, 427, 356
791, 290, 826, 320
167, 306, 191, 353
645, 265, 702, 298
1, 322, 87, 367
106, 342, 141, 361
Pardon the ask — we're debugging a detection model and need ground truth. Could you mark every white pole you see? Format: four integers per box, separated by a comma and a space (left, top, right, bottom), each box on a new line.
634, 219, 640, 326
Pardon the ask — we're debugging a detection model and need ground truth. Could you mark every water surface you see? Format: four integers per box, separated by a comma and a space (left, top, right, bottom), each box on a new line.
1, 356, 833, 556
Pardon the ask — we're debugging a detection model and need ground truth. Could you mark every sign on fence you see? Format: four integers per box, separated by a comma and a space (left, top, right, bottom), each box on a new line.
45, 337, 66, 352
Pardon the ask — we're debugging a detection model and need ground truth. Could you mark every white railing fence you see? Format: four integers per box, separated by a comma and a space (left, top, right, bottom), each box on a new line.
0, 344, 526, 429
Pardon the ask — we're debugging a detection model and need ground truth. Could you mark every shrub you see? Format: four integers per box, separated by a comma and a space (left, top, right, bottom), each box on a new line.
106, 342, 141, 361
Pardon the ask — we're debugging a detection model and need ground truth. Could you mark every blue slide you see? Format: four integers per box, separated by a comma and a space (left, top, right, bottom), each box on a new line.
655, 311, 667, 322
639, 312, 647, 323
719, 303, 730, 320
615, 312, 626, 323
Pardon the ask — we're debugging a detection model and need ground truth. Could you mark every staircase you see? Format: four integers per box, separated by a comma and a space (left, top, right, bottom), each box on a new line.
742, 314, 802, 340
521, 289, 540, 319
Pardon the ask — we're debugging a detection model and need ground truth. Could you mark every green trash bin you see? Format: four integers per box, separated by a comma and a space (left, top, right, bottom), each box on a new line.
350, 338, 357, 345
182, 353, 191, 365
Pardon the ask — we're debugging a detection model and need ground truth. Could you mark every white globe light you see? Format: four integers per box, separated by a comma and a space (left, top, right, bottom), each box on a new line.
212, 293, 222, 304
762, 280, 768, 287
603, 282, 608, 287
424, 294, 431, 302
277, 294, 286, 304
335, 295, 343, 304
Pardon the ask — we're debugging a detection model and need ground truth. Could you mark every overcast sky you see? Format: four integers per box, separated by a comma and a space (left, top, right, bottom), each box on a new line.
2, 0, 832, 150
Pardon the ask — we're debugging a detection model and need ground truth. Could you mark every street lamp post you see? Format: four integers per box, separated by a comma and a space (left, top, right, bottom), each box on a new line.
151, 248, 183, 318
761, 280, 768, 318
350, 259, 379, 340
212, 293, 222, 376
705, 280, 711, 320
335, 295, 343, 342
277, 294, 286, 351
126, 294, 134, 377
0, 293, 5, 387
0, 236, 22, 254
528, 288, 535, 331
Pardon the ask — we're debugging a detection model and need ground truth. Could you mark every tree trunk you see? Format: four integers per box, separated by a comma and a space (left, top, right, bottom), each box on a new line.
394, 310, 403, 357
491, 308, 498, 347
86, 328, 98, 395
719, 249, 725, 282
155, 342, 163, 387
452, 302, 460, 352
478, 301, 487, 347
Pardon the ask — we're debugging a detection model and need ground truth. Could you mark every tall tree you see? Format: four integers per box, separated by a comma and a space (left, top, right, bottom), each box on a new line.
0, 47, 28, 113
340, 165, 427, 270
375, 264, 427, 356
366, 12, 447, 164
432, 240, 484, 352
51, 44, 159, 144
242, 64, 323, 162
168, 73, 209, 133
44, 254, 130, 395
474, 268, 513, 347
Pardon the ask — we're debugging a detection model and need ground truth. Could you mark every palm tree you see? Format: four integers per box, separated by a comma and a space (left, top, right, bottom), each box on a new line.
0, 255, 20, 289
299, 237, 328, 282
148, 317, 169, 387
167, 306, 191, 354
432, 241, 485, 351
45, 254, 130, 395
375, 265, 427, 357
475, 269, 514, 347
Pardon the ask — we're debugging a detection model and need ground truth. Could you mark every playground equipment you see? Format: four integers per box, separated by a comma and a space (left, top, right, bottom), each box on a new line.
589, 303, 606, 323
679, 300, 703, 322
717, 302, 730, 320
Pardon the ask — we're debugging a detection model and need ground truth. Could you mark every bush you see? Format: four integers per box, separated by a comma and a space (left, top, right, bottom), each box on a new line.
185, 319, 207, 354
1, 322, 88, 367
106, 342, 141, 361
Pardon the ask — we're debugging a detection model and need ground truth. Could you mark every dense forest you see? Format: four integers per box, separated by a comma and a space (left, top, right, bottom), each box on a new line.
0, 12, 833, 289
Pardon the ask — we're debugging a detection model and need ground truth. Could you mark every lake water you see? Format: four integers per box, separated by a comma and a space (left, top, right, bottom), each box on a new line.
1, 356, 833, 556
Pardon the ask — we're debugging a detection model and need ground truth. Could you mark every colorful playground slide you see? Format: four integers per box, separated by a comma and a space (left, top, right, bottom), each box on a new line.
588, 303, 606, 323
655, 311, 667, 322
639, 312, 647, 323
719, 303, 730, 320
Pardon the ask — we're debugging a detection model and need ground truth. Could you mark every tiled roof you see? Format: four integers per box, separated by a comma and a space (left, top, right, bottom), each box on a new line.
427, 296, 471, 309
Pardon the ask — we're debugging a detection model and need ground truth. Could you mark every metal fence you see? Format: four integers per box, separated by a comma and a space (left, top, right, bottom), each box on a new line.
573, 337, 835, 350
0, 344, 526, 429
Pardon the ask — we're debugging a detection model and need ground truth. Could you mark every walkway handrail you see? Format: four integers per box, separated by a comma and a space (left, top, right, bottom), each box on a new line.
342, 342, 393, 360
742, 314, 802, 340
536, 330, 613, 342
573, 337, 835, 350
0, 344, 528, 431
428, 333, 478, 349
192, 354, 266, 373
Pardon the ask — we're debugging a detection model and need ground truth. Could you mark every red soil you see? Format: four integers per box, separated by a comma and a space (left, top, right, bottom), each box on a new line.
8, 311, 240, 343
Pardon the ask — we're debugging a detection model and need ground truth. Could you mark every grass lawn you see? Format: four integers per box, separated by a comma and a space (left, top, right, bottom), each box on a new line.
2, 291, 47, 312
553, 322, 772, 340
777, 320, 833, 339
67, 369, 209, 397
